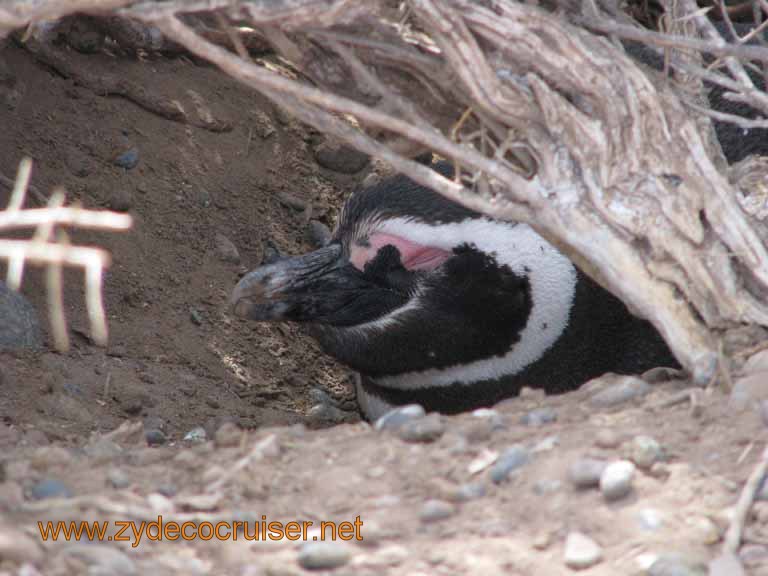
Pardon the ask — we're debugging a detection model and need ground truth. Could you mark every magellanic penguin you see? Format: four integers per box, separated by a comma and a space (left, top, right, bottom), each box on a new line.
231, 163, 678, 420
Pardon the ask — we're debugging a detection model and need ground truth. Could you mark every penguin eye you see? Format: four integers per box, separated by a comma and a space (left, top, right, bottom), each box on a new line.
362, 245, 420, 292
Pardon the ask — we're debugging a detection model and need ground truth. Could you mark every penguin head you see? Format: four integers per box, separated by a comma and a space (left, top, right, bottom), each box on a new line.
231, 167, 577, 387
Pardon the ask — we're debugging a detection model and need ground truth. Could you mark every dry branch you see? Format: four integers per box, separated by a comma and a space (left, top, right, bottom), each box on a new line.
0, 158, 132, 351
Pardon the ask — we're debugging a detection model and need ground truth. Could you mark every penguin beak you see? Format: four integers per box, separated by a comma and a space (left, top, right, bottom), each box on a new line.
230, 243, 365, 323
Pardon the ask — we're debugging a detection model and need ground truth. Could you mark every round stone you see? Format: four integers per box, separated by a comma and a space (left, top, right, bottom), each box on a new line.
600, 460, 635, 501
630, 435, 663, 469
419, 499, 456, 523
490, 445, 530, 483
398, 413, 445, 443
297, 541, 351, 570
564, 531, 603, 570
568, 458, 608, 489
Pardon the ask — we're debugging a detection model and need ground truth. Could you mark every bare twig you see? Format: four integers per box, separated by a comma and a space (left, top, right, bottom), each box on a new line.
0, 159, 132, 350
723, 445, 768, 554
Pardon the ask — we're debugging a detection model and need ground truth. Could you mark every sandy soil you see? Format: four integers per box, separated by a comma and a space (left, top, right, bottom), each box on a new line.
0, 32, 767, 576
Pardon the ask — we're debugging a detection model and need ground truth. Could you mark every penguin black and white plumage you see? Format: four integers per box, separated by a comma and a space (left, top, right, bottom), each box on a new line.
231, 163, 678, 420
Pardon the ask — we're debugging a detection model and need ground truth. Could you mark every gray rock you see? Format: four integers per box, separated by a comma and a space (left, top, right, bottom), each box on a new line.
113, 147, 139, 169
109, 189, 132, 212
307, 402, 352, 426
145, 429, 167, 446
600, 460, 635, 501
183, 426, 207, 442
297, 541, 351, 570
398, 413, 445, 443
452, 482, 486, 502
419, 499, 456, 523
374, 404, 425, 431
490, 445, 530, 483
308, 220, 332, 248
521, 407, 557, 426
563, 531, 603, 570
648, 554, 707, 576
276, 191, 307, 211
30, 478, 73, 500
636, 508, 664, 531
533, 479, 562, 494
214, 233, 240, 264
568, 458, 608, 489
106, 468, 130, 489
213, 421, 241, 448
0, 282, 41, 351
630, 435, 663, 469
730, 373, 768, 411
189, 308, 203, 326
588, 375, 651, 408
314, 141, 369, 174
594, 428, 621, 449
60, 543, 137, 576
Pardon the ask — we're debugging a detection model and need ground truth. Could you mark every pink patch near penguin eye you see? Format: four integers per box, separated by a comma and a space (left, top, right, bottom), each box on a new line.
350, 233, 452, 272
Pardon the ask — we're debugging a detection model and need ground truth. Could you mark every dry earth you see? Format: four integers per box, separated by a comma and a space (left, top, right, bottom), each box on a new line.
0, 30, 767, 576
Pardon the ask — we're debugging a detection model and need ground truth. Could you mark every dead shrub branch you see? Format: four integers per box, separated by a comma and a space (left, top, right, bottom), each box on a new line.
0, 158, 132, 351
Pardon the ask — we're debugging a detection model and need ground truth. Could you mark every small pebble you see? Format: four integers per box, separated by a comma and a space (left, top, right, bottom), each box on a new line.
374, 404, 425, 431
630, 435, 663, 469
307, 402, 351, 426
0, 281, 42, 351
648, 554, 708, 576
564, 531, 603, 570
730, 374, 768, 411
145, 429, 167, 446
594, 428, 621, 449
276, 191, 307, 211
60, 543, 136, 575
214, 421, 241, 448
195, 187, 212, 208
490, 445, 530, 483
189, 308, 203, 326
600, 460, 635, 501
106, 468, 130, 489
533, 479, 562, 494
29, 478, 72, 500
452, 482, 486, 502
109, 189, 132, 212
589, 375, 650, 408
214, 233, 240, 264
533, 531, 552, 550
308, 220, 332, 248
113, 147, 139, 169
687, 516, 721, 545
297, 541, 351, 570
521, 406, 557, 426
183, 426, 207, 442
398, 413, 445, 443
314, 141, 369, 174
419, 499, 456, 523
636, 508, 664, 531
568, 458, 608, 489
157, 483, 177, 497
